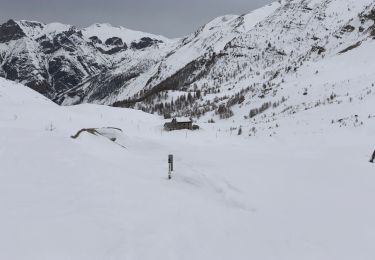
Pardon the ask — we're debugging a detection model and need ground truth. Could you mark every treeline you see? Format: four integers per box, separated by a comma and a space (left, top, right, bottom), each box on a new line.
134, 86, 251, 119
248, 96, 287, 119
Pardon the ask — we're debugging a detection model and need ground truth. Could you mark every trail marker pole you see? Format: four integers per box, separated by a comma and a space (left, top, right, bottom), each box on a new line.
168, 154, 174, 179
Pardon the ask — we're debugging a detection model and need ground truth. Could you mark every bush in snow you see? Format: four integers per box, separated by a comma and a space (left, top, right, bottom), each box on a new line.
249, 102, 272, 118
238, 127, 242, 136
216, 104, 234, 119
45, 122, 56, 131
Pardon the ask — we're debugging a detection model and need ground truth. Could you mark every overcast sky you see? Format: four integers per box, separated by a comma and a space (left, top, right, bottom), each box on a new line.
0, 0, 274, 37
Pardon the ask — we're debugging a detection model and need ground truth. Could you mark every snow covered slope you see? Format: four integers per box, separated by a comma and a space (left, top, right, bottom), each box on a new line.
1, 74, 375, 259
54, 2, 280, 106
97, 1, 281, 105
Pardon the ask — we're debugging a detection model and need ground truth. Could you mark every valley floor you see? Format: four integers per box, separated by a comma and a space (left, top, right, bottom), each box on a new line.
0, 78, 375, 259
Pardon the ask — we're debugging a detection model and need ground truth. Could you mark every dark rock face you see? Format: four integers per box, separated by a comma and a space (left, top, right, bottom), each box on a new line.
0, 20, 26, 43
54, 30, 80, 52
20, 20, 44, 30
39, 29, 85, 55
342, 25, 355, 33
39, 40, 55, 53
311, 46, 326, 55
89, 36, 102, 44
97, 45, 128, 55
360, 8, 375, 38
1, 49, 55, 97
37, 35, 56, 54
2, 56, 20, 80
88, 72, 141, 102
26, 80, 51, 96
105, 37, 123, 46
89, 36, 128, 54
131, 37, 162, 50
48, 56, 84, 93
367, 9, 375, 37
0, 20, 122, 102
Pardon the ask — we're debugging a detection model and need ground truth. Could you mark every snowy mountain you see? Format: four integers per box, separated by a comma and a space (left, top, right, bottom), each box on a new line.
75, 2, 281, 106
0, 19, 171, 101
0, 0, 374, 123
111, 0, 375, 120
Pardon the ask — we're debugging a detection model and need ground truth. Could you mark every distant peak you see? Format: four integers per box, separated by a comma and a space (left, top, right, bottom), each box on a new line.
5, 19, 17, 25
82, 22, 171, 44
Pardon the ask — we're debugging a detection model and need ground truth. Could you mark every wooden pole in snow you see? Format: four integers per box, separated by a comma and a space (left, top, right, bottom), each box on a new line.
168, 154, 174, 179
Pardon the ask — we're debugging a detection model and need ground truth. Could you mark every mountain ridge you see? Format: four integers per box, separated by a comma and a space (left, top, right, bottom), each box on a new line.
0, 0, 374, 124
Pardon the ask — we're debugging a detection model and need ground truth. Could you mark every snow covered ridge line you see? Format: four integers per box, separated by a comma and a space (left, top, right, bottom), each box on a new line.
0, 19, 171, 44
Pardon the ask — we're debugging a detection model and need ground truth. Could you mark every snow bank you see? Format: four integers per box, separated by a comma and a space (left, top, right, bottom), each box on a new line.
1, 77, 375, 259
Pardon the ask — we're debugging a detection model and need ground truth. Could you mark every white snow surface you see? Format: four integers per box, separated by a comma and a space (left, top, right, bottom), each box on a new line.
1, 73, 375, 259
